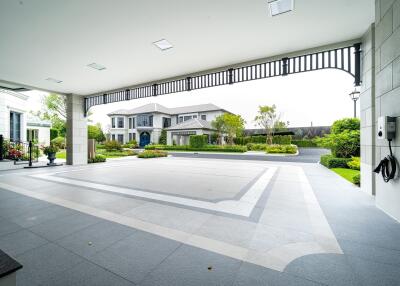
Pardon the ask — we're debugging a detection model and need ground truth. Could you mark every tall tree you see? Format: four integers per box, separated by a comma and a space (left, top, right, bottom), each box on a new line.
254, 105, 281, 144
212, 113, 245, 145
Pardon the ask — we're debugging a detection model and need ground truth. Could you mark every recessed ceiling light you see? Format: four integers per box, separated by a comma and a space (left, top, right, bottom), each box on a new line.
87, 63, 106, 70
268, 0, 294, 16
153, 39, 173, 51
46, 77, 62, 83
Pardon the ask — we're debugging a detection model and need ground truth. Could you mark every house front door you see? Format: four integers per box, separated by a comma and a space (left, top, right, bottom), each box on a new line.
139, 132, 150, 147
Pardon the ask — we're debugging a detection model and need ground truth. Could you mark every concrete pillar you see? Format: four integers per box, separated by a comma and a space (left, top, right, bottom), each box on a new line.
374, 0, 400, 221
360, 24, 376, 196
66, 95, 88, 165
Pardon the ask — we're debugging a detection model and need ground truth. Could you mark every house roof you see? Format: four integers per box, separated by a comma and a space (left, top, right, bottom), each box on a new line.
0, 88, 29, 100
165, 118, 215, 131
26, 114, 52, 128
108, 103, 229, 116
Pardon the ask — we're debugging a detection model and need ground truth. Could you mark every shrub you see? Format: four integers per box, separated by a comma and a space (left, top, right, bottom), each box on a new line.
122, 140, 138, 149
347, 157, 360, 170
88, 154, 106, 163
353, 173, 361, 185
272, 135, 292, 145
246, 143, 268, 151
265, 144, 298, 154
320, 154, 351, 168
51, 137, 66, 149
159, 129, 167, 145
50, 128, 59, 140
331, 118, 360, 134
105, 140, 122, 151
292, 140, 318, 147
189, 135, 208, 148
138, 150, 168, 158
145, 144, 247, 153
42, 144, 59, 155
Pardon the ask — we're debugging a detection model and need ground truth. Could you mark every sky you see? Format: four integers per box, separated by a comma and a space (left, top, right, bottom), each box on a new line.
24, 68, 359, 130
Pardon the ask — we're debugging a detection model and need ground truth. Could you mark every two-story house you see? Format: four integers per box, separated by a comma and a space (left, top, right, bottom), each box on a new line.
107, 103, 231, 147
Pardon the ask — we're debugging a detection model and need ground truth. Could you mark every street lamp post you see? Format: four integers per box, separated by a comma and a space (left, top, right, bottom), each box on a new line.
349, 88, 360, 118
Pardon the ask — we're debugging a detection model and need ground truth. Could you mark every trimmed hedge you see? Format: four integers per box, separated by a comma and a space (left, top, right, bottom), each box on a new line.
51, 137, 66, 149
145, 144, 247, 153
189, 135, 208, 148
138, 150, 168, 158
265, 144, 298, 154
234, 135, 292, 145
105, 140, 122, 151
353, 173, 360, 185
320, 154, 351, 168
50, 128, 59, 141
292, 140, 318, 147
88, 154, 106, 163
246, 143, 268, 151
347, 157, 360, 170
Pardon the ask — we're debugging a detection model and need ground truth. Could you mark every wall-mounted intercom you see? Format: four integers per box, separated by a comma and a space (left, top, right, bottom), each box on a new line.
374, 116, 397, 183
377, 116, 396, 140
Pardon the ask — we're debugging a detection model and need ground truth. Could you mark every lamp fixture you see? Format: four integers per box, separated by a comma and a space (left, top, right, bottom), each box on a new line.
45, 78, 62, 83
87, 63, 106, 71
268, 0, 294, 16
153, 39, 173, 51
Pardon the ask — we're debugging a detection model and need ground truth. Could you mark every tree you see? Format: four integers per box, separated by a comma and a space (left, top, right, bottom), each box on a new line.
159, 129, 167, 145
254, 105, 281, 144
212, 113, 245, 145
87, 123, 106, 142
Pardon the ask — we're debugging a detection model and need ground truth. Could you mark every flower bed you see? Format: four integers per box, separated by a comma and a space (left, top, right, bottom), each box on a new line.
138, 150, 168, 158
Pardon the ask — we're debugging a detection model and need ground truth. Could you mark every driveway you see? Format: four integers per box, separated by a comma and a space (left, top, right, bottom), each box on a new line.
169, 147, 330, 163
0, 156, 399, 285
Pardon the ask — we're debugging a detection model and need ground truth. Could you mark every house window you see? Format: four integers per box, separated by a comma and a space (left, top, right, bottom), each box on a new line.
27, 129, 39, 142
129, 133, 136, 142
178, 117, 183, 123
132, 117, 135, 128
183, 116, 191, 121
137, 115, 153, 127
10, 111, 21, 142
163, 117, 171, 128
193, 115, 197, 119
117, 134, 124, 143
111, 117, 116, 128
201, 115, 207, 120
117, 117, 124, 128
111, 134, 116, 141
128, 118, 132, 129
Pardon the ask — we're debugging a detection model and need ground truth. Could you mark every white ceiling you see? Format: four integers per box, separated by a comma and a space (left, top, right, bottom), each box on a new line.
0, 0, 374, 96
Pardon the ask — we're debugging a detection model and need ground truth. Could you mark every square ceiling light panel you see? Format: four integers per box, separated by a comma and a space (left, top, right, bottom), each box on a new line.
268, 0, 294, 16
153, 39, 173, 51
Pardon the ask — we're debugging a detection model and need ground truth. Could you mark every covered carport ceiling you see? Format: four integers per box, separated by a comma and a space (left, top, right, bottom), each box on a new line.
0, 0, 374, 96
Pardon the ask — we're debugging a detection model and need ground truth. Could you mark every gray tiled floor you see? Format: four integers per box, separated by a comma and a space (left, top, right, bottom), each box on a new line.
0, 158, 400, 285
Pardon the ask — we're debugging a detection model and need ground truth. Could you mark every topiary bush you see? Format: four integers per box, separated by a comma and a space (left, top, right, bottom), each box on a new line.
105, 140, 122, 151
320, 154, 351, 168
189, 135, 208, 148
352, 173, 360, 185
51, 137, 66, 149
158, 129, 167, 145
272, 135, 292, 145
265, 144, 298, 154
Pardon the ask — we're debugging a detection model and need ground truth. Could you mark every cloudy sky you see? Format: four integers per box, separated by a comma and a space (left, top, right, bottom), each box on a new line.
25, 68, 359, 130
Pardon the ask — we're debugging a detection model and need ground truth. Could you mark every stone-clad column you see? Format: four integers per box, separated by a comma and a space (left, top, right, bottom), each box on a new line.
66, 95, 88, 165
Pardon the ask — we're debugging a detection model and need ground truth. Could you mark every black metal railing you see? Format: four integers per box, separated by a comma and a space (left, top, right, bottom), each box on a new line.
84, 43, 362, 115
0, 135, 39, 166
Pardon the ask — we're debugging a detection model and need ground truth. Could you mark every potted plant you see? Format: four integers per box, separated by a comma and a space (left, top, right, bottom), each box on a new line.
42, 144, 59, 165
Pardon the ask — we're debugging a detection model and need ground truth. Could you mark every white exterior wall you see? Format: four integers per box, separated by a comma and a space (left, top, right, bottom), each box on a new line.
27, 125, 51, 145
0, 91, 28, 142
373, 0, 400, 221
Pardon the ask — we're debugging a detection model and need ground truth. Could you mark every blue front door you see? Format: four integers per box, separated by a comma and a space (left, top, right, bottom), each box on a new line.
140, 132, 150, 147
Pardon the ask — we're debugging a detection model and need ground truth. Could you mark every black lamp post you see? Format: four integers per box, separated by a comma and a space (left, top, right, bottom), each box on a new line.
349, 88, 360, 118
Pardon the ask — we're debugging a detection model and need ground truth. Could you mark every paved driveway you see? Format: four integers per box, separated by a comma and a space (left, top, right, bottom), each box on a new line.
0, 156, 399, 286
169, 147, 330, 163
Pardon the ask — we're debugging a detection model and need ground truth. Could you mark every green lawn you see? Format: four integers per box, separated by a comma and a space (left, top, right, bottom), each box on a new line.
332, 168, 360, 184
56, 150, 66, 159
56, 149, 137, 159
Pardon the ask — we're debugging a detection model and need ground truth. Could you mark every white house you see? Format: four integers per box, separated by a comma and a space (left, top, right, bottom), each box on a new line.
108, 103, 231, 147
0, 89, 51, 145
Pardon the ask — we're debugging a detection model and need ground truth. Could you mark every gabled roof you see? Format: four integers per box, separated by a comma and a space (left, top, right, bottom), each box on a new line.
108, 103, 230, 116
165, 118, 215, 131
26, 114, 52, 128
